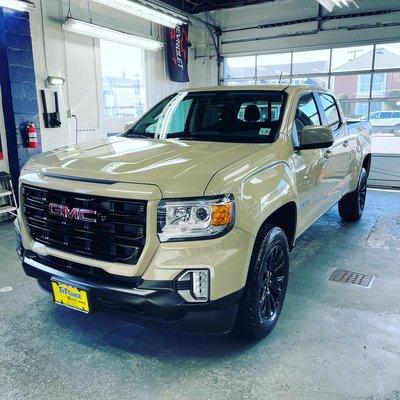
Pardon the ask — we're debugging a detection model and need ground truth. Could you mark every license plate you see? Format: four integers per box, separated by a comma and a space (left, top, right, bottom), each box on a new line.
51, 280, 90, 314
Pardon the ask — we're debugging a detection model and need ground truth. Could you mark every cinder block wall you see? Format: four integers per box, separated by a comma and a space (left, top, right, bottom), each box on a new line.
0, 7, 41, 190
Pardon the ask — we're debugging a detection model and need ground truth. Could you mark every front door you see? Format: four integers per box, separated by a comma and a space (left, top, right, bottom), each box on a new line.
293, 92, 332, 234
316, 92, 352, 203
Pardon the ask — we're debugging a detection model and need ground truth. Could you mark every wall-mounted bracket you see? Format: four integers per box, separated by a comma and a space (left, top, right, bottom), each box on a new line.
41, 90, 61, 128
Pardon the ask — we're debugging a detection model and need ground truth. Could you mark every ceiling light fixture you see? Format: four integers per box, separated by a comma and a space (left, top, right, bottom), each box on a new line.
316, 0, 358, 12
92, 0, 185, 29
62, 17, 163, 51
0, 0, 35, 12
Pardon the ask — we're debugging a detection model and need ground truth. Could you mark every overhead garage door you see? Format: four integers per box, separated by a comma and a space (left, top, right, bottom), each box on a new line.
368, 118, 400, 188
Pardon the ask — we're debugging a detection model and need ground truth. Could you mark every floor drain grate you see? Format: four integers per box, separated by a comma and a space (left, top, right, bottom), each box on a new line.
328, 269, 375, 288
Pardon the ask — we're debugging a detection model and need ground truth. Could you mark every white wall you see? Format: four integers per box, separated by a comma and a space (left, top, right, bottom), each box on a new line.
29, 0, 215, 152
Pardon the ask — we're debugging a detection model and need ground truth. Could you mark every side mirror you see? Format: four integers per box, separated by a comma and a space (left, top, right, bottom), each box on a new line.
296, 125, 334, 150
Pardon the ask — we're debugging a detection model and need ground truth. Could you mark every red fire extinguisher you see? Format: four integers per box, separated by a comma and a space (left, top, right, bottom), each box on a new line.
27, 123, 38, 149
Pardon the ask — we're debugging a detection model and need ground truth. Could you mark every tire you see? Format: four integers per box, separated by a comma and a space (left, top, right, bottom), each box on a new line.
338, 167, 368, 222
233, 224, 289, 339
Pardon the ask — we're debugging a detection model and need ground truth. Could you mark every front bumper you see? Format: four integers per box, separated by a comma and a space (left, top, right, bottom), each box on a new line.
22, 254, 242, 334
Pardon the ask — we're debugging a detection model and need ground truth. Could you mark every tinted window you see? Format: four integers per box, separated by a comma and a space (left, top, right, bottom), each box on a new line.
295, 93, 321, 134
320, 93, 341, 131
168, 98, 193, 133
124, 91, 287, 143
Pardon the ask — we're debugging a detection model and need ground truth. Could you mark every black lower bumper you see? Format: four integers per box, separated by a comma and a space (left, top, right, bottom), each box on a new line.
22, 255, 241, 335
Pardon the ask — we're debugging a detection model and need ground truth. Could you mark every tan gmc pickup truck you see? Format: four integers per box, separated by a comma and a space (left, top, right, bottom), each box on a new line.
15, 85, 371, 338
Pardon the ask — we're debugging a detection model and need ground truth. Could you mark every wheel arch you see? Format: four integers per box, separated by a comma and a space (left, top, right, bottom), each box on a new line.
362, 153, 372, 176
254, 202, 297, 251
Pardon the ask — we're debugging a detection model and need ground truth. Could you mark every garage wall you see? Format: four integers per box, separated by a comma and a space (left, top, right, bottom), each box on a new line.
212, 0, 400, 57
0, 87, 8, 173
28, 0, 215, 152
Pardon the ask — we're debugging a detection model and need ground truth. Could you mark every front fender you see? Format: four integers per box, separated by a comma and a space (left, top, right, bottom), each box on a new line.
205, 159, 297, 238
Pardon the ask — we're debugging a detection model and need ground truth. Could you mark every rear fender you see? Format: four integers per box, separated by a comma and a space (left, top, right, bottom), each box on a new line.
350, 124, 372, 189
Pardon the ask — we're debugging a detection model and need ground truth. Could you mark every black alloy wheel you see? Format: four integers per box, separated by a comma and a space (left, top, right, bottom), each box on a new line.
234, 224, 289, 339
259, 244, 286, 321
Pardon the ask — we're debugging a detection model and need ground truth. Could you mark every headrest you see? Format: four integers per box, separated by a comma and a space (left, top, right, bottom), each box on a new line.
244, 105, 260, 122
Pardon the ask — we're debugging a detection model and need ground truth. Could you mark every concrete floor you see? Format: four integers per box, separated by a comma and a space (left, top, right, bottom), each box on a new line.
0, 189, 399, 400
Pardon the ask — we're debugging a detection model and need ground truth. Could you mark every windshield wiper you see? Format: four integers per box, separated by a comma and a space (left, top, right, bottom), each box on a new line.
124, 133, 153, 139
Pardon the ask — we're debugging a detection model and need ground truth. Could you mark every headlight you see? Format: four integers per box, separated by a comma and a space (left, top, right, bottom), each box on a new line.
157, 194, 235, 242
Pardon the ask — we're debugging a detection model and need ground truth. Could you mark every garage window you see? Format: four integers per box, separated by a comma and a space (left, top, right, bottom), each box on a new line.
224, 56, 255, 85
292, 49, 330, 75
100, 40, 146, 120
223, 41, 400, 153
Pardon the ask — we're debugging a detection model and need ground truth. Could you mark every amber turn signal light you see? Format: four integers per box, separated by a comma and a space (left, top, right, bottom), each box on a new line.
211, 203, 233, 226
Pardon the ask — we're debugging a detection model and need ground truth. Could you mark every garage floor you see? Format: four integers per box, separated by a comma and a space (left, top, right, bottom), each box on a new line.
0, 189, 399, 400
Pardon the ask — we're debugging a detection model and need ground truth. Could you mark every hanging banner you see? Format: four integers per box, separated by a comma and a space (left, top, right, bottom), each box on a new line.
165, 24, 189, 83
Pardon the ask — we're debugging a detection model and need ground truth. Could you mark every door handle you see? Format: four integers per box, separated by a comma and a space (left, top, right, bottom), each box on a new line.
324, 150, 332, 159
343, 139, 349, 148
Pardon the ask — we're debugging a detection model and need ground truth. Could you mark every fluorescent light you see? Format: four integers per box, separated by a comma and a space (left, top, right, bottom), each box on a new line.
316, 0, 358, 11
0, 0, 35, 12
331, 0, 344, 7
317, 0, 335, 12
63, 18, 163, 51
92, 0, 185, 29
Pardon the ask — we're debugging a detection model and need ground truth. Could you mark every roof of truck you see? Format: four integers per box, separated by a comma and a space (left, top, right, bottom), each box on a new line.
180, 84, 327, 93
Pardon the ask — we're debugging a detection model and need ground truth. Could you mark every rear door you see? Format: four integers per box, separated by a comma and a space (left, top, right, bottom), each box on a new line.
316, 92, 353, 201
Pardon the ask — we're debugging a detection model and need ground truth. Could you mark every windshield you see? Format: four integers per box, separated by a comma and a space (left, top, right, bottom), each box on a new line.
123, 90, 287, 143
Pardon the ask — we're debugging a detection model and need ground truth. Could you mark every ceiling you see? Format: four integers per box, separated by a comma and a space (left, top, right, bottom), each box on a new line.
157, 0, 276, 14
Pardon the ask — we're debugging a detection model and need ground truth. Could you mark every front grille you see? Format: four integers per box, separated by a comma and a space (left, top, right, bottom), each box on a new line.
23, 185, 147, 264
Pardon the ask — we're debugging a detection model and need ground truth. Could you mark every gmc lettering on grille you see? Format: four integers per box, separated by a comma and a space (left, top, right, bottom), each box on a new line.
48, 203, 97, 223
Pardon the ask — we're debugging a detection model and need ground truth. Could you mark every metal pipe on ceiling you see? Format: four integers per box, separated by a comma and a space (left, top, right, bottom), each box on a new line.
221, 20, 400, 47
222, 7, 400, 33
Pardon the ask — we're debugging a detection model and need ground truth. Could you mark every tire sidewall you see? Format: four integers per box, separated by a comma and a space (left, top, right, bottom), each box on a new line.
356, 168, 368, 216
236, 225, 290, 338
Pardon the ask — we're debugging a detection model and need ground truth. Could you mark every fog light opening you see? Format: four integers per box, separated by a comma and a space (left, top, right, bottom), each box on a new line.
177, 269, 210, 303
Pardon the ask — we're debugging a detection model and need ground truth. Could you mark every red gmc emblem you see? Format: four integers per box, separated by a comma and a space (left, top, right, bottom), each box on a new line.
48, 203, 97, 223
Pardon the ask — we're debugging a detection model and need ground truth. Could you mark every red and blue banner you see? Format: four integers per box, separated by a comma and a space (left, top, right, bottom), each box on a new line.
165, 24, 189, 83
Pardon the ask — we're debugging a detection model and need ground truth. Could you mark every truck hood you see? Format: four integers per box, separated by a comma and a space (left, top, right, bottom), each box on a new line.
24, 137, 262, 196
